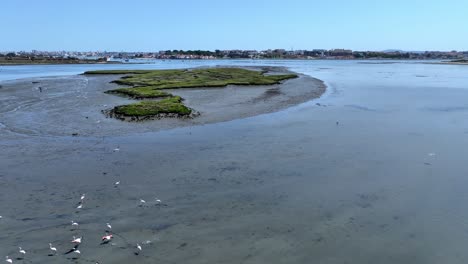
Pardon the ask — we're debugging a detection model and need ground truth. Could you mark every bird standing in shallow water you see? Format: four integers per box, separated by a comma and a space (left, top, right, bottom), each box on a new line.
71, 220, 79, 226
80, 194, 85, 200
49, 243, 57, 254
71, 236, 82, 244
101, 233, 113, 244
18, 247, 26, 255
5, 256, 12, 263
134, 243, 142, 255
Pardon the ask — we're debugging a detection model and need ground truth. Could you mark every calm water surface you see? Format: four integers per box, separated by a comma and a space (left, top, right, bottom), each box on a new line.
1, 60, 468, 263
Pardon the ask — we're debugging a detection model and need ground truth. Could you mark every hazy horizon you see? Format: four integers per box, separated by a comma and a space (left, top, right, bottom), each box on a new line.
1, 0, 467, 52
1, 48, 466, 53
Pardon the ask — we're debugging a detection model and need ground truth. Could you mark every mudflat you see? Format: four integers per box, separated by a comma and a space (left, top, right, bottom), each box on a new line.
0, 66, 325, 263
3, 60, 468, 264
0, 67, 325, 137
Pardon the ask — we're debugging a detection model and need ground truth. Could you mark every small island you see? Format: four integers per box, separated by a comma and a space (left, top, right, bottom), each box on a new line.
428, 59, 468, 66
449, 59, 468, 64
85, 67, 298, 120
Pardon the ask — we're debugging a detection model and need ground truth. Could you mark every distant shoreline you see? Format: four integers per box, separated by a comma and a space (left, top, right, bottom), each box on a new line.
0, 57, 122, 66
0, 61, 122, 66
131, 58, 445, 61
1, 57, 465, 66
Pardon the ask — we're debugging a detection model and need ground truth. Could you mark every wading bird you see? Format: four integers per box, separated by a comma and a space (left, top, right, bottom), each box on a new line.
49, 243, 57, 254
5, 256, 12, 263
71, 236, 82, 244
18, 247, 26, 255
101, 233, 113, 244
134, 243, 142, 255
71, 221, 79, 226
106, 223, 112, 230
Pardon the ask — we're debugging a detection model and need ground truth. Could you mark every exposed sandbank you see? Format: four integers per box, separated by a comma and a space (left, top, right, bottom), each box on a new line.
0, 66, 325, 137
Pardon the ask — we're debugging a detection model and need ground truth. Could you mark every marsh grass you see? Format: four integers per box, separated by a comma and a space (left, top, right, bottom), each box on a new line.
113, 96, 191, 116
105, 86, 171, 99
87, 68, 297, 118
86, 68, 297, 90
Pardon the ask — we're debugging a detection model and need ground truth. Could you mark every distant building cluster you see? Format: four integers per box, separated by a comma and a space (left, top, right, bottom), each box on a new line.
1, 49, 467, 61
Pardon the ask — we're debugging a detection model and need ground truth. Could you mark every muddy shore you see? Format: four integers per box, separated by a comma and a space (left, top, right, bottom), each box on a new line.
0, 66, 327, 263
0, 67, 325, 137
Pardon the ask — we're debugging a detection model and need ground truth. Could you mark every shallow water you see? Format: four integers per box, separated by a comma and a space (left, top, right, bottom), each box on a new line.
1, 60, 468, 263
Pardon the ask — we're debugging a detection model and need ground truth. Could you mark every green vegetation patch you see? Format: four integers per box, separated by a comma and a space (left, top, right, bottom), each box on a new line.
112, 96, 191, 117
85, 68, 297, 89
91, 67, 298, 119
105, 86, 171, 99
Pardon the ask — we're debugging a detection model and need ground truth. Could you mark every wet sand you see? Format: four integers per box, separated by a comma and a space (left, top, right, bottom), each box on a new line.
2, 61, 468, 264
0, 67, 324, 137
0, 66, 327, 263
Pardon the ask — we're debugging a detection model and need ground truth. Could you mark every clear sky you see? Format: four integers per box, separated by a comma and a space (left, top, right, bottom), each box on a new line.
1, 0, 466, 51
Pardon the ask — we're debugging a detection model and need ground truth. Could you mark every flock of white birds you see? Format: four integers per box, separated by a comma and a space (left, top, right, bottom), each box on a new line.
2, 147, 164, 263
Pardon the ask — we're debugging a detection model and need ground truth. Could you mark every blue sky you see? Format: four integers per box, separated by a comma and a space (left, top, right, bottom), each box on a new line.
1, 0, 466, 51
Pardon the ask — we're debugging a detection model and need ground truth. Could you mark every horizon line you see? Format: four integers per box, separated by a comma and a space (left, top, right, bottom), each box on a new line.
1, 48, 467, 53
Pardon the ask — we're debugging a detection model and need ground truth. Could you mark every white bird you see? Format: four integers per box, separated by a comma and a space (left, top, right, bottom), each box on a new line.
71, 221, 79, 226
155, 198, 162, 203
0, 216, 2, 219
114, 181, 120, 186
76, 204, 83, 209
80, 194, 86, 200
49, 243, 57, 254
73, 249, 81, 254
140, 199, 146, 204
137, 244, 142, 251
5, 256, 12, 263
101, 234, 113, 242
106, 223, 112, 230
113, 147, 120, 152
71, 236, 82, 244
18, 247, 26, 255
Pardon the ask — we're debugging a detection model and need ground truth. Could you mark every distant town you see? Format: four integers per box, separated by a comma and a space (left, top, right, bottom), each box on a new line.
1, 49, 467, 62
